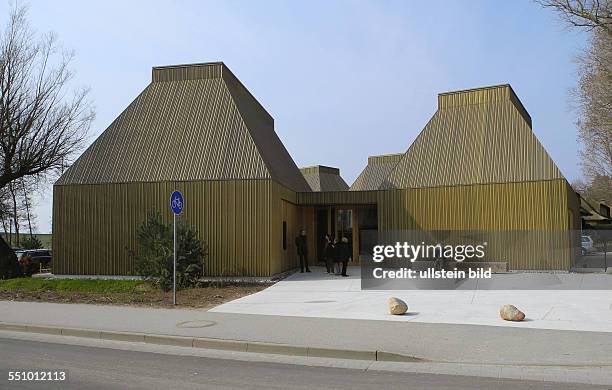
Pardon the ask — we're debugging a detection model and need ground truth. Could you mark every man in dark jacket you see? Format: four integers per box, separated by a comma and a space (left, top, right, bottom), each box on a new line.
295, 229, 311, 273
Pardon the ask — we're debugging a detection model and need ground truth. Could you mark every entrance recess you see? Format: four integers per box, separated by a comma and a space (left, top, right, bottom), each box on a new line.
336, 209, 353, 244
311, 205, 378, 265
315, 208, 329, 263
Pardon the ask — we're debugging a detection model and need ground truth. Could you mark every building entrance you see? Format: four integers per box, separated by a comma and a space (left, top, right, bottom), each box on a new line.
311, 205, 377, 266
315, 208, 329, 263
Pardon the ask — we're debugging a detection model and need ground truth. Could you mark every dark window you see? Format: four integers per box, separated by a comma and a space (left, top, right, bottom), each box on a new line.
359, 207, 378, 257
282, 221, 287, 250
358, 207, 378, 229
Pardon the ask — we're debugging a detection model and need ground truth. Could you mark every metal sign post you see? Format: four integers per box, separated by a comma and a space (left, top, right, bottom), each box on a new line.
170, 191, 184, 305
173, 212, 176, 305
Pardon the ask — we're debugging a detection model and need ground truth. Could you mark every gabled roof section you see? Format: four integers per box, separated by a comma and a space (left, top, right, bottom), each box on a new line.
383, 84, 564, 189
350, 153, 402, 191
56, 62, 310, 192
300, 165, 349, 192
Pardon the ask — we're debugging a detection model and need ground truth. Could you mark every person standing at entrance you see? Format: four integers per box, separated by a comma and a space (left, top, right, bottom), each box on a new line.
323, 234, 333, 274
337, 237, 351, 277
333, 237, 341, 275
295, 229, 311, 273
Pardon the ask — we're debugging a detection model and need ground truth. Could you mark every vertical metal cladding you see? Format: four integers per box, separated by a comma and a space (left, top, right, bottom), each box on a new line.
53, 75, 579, 275
222, 67, 311, 193
350, 154, 403, 191
152, 62, 223, 82
376, 179, 575, 270
437, 84, 532, 127
299, 165, 350, 192
56, 62, 309, 192
53, 62, 310, 276
384, 85, 563, 190
56, 77, 271, 184
295, 178, 577, 270
297, 190, 378, 205
53, 179, 277, 276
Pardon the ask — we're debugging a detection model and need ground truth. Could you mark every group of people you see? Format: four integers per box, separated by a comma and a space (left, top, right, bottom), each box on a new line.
322, 234, 351, 277
293, 230, 351, 277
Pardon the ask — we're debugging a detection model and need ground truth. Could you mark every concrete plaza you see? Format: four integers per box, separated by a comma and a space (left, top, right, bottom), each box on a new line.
211, 266, 612, 333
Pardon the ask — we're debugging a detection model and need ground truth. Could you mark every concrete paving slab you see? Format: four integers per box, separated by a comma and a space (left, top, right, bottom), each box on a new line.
211, 266, 612, 332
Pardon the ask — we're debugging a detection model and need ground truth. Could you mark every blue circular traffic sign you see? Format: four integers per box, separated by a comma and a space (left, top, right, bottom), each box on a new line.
170, 191, 184, 215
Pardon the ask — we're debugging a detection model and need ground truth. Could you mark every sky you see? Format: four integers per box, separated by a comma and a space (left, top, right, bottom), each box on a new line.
0, 0, 588, 233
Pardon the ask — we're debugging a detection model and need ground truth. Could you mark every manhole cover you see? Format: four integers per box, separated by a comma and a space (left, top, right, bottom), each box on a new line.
304, 300, 336, 304
176, 320, 217, 328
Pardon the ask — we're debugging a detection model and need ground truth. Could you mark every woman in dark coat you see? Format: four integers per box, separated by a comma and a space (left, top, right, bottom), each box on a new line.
323, 234, 334, 274
337, 237, 351, 277
329, 238, 339, 275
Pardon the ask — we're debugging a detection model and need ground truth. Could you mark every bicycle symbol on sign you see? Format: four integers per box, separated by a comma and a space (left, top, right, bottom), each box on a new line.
170, 191, 184, 215
172, 197, 182, 210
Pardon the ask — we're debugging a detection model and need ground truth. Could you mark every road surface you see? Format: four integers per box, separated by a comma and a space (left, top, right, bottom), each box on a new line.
0, 336, 606, 389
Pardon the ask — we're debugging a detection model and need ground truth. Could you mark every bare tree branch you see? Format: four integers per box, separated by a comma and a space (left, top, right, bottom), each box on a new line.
536, 0, 612, 35
537, 0, 612, 203
0, 4, 95, 191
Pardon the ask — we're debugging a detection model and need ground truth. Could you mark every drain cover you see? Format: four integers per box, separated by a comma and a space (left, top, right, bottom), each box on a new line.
175, 320, 217, 328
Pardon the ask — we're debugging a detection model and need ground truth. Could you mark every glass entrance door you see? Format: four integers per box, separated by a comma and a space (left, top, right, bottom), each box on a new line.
336, 209, 352, 242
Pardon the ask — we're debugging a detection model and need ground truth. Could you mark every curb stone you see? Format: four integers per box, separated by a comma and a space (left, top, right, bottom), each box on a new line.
0, 321, 421, 363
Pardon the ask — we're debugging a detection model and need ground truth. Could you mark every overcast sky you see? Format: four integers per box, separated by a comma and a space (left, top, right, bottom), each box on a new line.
1, 0, 587, 233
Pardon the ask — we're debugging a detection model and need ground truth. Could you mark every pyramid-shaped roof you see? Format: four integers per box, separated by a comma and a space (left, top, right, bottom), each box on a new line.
300, 165, 349, 191
56, 62, 310, 192
350, 153, 402, 191
383, 85, 564, 189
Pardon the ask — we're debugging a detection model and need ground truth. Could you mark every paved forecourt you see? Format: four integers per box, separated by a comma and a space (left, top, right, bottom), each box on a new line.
211, 266, 612, 333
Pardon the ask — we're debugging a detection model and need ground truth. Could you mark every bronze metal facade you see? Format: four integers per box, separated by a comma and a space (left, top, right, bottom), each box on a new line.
350, 154, 403, 191
300, 165, 349, 192
384, 85, 563, 189
56, 62, 309, 192
53, 70, 579, 276
54, 63, 310, 276
377, 179, 579, 270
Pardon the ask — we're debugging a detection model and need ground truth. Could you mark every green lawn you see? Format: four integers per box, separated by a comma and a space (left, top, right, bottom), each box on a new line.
0, 277, 268, 308
1, 233, 52, 249
0, 278, 145, 293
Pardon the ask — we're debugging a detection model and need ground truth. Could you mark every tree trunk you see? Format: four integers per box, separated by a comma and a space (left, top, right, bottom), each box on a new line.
8, 183, 19, 247
0, 219, 8, 241
21, 181, 34, 238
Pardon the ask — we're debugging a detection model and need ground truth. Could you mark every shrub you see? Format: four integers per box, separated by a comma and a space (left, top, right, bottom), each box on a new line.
132, 212, 207, 291
0, 238, 21, 279
21, 236, 43, 249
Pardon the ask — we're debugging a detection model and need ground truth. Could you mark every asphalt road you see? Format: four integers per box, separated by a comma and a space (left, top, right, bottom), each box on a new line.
0, 337, 607, 390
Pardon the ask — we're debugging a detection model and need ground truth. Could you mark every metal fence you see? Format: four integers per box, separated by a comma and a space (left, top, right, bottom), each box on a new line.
576, 229, 612, 270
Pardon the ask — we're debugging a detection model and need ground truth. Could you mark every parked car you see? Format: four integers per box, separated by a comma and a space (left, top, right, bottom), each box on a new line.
16, 249, 52, 275
581, 235, 594, 255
